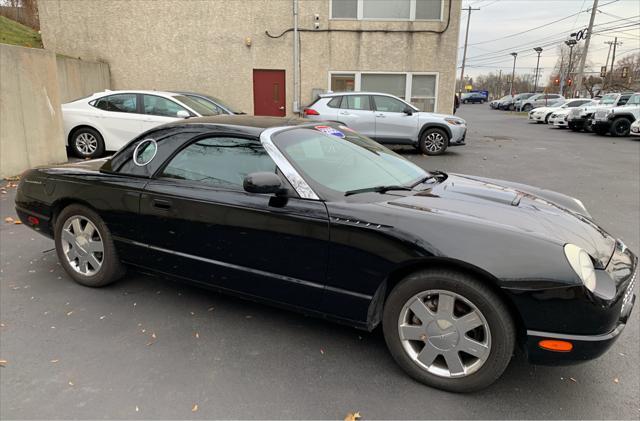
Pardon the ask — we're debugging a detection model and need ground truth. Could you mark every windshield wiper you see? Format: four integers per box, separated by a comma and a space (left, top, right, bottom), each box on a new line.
344, 185, 412, 197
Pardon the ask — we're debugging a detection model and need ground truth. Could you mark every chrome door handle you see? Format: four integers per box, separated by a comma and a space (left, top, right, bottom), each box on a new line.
339, 111, 349, 115
376, 113, 386, 117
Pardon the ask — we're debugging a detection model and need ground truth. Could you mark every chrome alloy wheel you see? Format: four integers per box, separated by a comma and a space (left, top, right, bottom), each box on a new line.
398, 290, 491, 378
75, 133, 98, 155
424, 133, 445, 153
61, 216, 104, 275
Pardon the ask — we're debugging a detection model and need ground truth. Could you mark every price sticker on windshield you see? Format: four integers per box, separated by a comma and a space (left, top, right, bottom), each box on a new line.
315, 125, 345, 139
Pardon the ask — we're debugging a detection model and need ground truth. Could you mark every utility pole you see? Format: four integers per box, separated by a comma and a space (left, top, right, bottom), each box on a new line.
509, 52, 518, 96
497, 69, 502, 98
458, 6, 480, 97
574, 0, 598, 97
533, 47, 543, 93
609, 37, 621, 88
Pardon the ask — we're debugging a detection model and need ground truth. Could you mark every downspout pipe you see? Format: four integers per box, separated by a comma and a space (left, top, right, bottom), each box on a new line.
293, 0, 300, 114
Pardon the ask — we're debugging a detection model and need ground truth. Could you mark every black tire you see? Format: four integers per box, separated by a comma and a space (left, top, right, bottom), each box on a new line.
419, 128, 449, 156
463, 100, 468, 104
544, 114, 552, 124
568, 122, 580, 132
383, 269, 515, 393
609, 118, 631, 137
70, 127, 105, 159
54, 204, 125, 287
522, 104, 532, 112
508, 104, 515, 111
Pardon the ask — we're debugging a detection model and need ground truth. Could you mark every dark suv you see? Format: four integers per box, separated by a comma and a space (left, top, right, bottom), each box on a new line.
461, 92, 486, 104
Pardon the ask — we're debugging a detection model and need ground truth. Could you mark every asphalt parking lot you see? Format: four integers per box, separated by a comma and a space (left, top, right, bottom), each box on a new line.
1, 105, 638, 419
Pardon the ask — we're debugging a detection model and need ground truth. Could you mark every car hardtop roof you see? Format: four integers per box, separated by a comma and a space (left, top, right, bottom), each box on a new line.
319, 91, 400, 98
91, 89, 184, 98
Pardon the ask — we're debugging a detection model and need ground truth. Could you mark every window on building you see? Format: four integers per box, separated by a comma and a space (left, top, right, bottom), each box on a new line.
361, 74, 406, 99
161, 137, 276, 189
329, 72, 439, 112
331, 73, 356, 92
331, 0, 442, 20
411, 74, 437, 112
142, 95, 189, 118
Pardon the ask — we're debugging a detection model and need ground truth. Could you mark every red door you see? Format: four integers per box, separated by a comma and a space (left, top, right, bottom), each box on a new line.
253, 69, 286, 116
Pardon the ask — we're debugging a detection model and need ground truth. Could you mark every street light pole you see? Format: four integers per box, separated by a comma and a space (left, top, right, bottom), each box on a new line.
509, 52, 518, 96
564, 39, 577, 97
533, 47, 543, 93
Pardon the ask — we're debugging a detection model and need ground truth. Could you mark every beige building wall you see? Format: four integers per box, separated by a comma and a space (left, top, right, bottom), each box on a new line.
56, 56, 111, 103
38, 0, 460, 115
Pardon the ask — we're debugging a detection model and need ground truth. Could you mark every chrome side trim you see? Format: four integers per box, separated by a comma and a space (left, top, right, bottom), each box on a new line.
527, 324, 625, 342
114, 236, 372, 300
259, 126, 320, 200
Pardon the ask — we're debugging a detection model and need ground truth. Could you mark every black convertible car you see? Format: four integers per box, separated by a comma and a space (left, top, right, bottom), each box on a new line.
15, 116, 636, 392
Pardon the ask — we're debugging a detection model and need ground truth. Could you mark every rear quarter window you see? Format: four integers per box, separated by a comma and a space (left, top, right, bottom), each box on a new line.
327, 96, 343, 108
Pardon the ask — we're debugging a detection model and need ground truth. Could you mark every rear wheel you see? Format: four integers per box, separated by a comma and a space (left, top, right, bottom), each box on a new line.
55, 205, 125, 287
70, 127, 105, 158
609, 118, 631, 137
419, 128, 449, 156
383, 269, 515, 392
522, 104, 532, 112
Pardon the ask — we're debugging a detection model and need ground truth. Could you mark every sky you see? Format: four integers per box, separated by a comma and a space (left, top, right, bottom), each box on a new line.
457, 0, 640, 81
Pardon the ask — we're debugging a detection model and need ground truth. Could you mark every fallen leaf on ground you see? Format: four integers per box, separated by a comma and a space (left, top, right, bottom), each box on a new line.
192, 404, 199, 412
320, 349, 325, 355
135, 406, 139, 412
151, 332, 156, 339
4, 217, 14, 223
68, 380, 74, 386
99, 315, 106, 320
146, 341, 155, 346
614, 378, 619, 384
66, 311, 74, 316
0, 360, 7, 367
569, 377, 577, 383
190, 311, 195, 316
50, 359, 59, 363
344, 411, 361, 421
208, 306, 215, 312
195, 332, 199, 338
14, 220, 22, 225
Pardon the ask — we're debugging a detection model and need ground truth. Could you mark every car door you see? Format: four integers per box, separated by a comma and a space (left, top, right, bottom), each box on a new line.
371, 95, 417, 144
92, 93, 143, 149
139, 135, 331, 307
140, 94, 192, 132
337, 95, 376, 138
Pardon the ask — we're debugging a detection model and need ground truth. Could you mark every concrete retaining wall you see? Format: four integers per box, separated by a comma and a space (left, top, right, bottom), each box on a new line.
0, 44, 110, 177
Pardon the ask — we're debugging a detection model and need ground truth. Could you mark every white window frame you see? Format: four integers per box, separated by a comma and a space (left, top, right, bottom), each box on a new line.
329, 0, 444, 22
328, 71, 439, 112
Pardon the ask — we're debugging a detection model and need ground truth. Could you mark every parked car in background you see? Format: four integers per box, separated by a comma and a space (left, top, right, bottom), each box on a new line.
517, 94, 564, 112
303, 92, 466, 155
461, 92, 486, 104
15, 116, 637, 393
173, 91, 245, 115
500, 93, 534, 111
62, 90, 226, 158
592, 92, 640, 137
568, 92, 632, 132
528, 99, 595, 124
548, 109, 572, 128
490, 95, 511, 109
630, 119, 640, 137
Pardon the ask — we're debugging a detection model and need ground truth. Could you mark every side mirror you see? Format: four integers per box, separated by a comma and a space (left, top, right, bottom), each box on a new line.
403, 106, 414, 115
176, 110, 190, 119
243, 172, 286, 195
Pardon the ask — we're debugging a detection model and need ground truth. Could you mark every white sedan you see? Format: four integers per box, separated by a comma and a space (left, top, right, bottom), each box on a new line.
548, 109, 572, 128
62, 90, 221, 158
631, 119, 640, 137
528, 99, 595, 124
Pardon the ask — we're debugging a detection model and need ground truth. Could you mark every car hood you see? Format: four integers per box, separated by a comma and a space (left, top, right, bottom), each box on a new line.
382, 174, 616, 267
532, 106, 559, 113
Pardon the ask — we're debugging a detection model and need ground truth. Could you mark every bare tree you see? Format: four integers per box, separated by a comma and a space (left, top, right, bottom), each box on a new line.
605, 53, 640, 91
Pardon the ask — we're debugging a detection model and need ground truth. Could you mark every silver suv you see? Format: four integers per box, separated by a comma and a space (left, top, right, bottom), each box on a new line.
303, 92, 466, 155
592, 92, 640, 137
516, 93, 564, 112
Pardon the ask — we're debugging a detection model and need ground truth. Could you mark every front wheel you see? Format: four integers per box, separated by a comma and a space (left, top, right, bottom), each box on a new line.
610, 118, 631, 137
55, 204, 125, 287
419, 128, 449, 156
383, 269, 515, 392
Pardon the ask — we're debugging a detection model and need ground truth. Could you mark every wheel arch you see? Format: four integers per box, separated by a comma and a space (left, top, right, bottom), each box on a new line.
419, 122, 452, 141
67, 124, 104, 147
611, 113, 636, 123
50, 197, 100, 231
370, 257, 527, 342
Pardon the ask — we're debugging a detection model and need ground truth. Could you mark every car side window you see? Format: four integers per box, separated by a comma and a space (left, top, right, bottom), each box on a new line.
343, 95, 371, 111
373, 96, 405, 113
94, 94, 137, 113
143, 95, 188, 117
327, 96, 343, 108
160, 137, 276, 189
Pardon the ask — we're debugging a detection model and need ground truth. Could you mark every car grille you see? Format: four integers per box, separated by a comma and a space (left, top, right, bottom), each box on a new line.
622, 269, 636, 315
550, 114, 557, 118
595, 110, 608, 120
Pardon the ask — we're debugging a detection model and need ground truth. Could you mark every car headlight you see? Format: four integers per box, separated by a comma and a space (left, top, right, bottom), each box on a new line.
564, 244, 597, 292
445, 118, 465, 126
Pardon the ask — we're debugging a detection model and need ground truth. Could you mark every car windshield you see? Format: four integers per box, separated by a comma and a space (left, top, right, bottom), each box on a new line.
199, 94, 244, 114
625, 93, 640, 105
271, 126, 428, 198
599, 94, 617, 105
500, 95, 512, 101
172, 95, 219, 116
